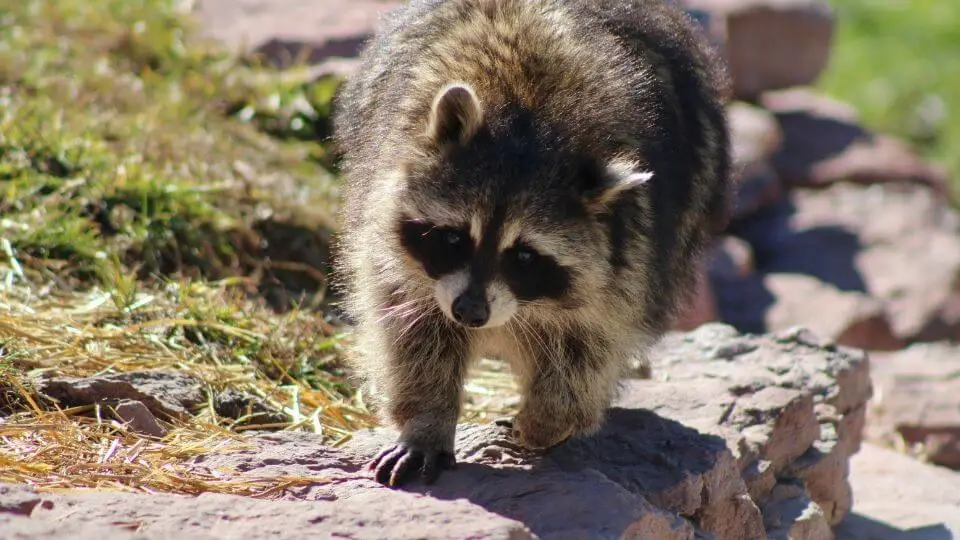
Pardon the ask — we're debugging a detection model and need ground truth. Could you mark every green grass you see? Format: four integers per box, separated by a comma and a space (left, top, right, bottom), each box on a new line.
0, 0, 342, 288
818, 0, 960, 199
0, 0, 366, 439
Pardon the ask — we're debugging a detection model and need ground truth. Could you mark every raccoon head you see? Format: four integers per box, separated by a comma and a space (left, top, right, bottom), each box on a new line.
393, 82, 652, 329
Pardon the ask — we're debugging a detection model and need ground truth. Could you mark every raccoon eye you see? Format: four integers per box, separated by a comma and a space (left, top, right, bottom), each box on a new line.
444, 230, 464, 245
514, 247, 536, 265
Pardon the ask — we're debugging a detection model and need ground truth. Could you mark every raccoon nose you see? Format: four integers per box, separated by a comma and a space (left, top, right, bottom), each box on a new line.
452, 294, 489, 327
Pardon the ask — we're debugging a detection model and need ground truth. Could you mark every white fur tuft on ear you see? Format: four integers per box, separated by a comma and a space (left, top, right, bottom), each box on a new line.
426, 83, 484, 146
588, 158, 653, 210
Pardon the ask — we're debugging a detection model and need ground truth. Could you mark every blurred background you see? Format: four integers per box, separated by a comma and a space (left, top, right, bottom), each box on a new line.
822, 0, 958, 183
0, 0, 958, 515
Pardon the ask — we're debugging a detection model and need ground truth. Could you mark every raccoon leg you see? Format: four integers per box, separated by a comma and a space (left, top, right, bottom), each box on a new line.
366, 315, 471, 487
512, 330, 620, 450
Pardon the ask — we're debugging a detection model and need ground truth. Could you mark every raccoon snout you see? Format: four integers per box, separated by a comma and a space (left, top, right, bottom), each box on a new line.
451, 293, 490, 328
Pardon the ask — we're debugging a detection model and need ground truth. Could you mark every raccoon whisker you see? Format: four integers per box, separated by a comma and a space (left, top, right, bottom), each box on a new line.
394, 302, 442, 344
376, 296, 435, 324
511, 316, 553, 376
380, 294, 432, 311
395, 310, 430, 342
378, 302, 427, 320
521, 318, 552, 360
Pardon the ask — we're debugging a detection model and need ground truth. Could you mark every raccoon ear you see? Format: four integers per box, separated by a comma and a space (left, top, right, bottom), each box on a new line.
427, 83, 484, 146
584, 158, 653, 211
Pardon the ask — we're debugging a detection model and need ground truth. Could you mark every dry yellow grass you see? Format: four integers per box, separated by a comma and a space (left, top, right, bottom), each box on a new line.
0, 275, 518, 496
0, 275, 368, 495
0, 400, 329, 498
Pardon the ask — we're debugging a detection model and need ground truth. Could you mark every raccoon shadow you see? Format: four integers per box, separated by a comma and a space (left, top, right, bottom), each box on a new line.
402, 408, 730, 536
718, 197, 868, 334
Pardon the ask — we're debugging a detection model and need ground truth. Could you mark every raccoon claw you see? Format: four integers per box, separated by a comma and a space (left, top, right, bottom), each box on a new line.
492, 416, 515, 429
369, 443, 456, 487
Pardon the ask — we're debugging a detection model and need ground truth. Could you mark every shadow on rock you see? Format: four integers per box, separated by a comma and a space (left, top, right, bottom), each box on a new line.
729, 198, 867, 294
836, 513, 954, 540
349, 409, 755, 538
714, 197, 901, 350
252, 36, 372, 70
711, 267, 776, 335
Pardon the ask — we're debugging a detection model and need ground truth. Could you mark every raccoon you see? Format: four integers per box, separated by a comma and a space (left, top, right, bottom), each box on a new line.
332, 0, 730, 487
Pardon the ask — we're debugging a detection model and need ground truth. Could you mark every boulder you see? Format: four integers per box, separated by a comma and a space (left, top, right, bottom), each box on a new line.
672, 256, 719, 331
711, 270, 903, 352
868, 343, 960, 470
774, 274, 900, 351
647, 324, 872, 527
722, 183, 960, 346
761, 88, 949, 194
709, 235, 755, 281
761, 482, 833, 540
113, 399, 168, 438
679, 0, 835, 99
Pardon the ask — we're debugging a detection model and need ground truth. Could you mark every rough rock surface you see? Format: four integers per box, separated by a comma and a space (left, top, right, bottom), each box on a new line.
762, 88, 949, 194
113, 399, 168, 437
0, 481, 534, 540
679, 0, 835, 99
646, 324, 871, 528
2, 325, 869, 539
36, 370, 204, 421
868, 342, 960, 470
718, 183, 960, 348
835, 443, 960, 538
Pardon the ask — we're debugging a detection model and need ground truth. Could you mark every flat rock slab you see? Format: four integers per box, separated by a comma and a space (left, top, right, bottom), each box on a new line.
0, 481, 533, 540
3, 325, 869, 539
36, 370, 204, 421
868, 342, 960, 470
211, 428, 696, 540
835, 443, 960, 539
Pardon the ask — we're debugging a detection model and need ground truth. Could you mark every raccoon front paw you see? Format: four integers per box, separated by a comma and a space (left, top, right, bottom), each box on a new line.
368, 442, 457, 487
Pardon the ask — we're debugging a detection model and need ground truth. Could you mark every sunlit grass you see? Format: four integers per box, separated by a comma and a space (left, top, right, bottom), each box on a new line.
818, 0, 960, 200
